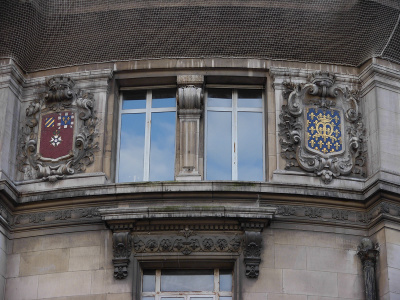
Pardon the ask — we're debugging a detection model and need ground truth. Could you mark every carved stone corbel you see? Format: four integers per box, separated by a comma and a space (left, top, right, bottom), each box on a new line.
357, 238, 379, 300
241, 221, 266, 278
112, 231, 132, 280
176, 75, 204, 181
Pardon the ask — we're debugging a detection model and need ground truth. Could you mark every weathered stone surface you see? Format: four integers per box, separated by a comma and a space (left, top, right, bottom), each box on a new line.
69, 246, 100, 271
307, 247, 359, 274
5, 254, 20, 278
283, 269, 338, 297
37, 271, 92, 298
337, 273, 364, 299
20, 249, 69, 276
5, 275, 38, 300
275, 244, 306, 270
91, 269, 132, 295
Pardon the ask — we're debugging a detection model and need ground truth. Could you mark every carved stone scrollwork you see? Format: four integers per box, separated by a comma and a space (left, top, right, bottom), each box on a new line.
112, 231, 132, 280
279, 71, 366, 183
132, 228, 242, 256
357, 238, 379, 300
17, 76, 99, 182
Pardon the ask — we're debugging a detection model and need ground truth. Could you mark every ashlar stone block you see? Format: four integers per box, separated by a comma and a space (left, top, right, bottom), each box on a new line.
37, 270, 92, 299
5, 275, 38, 300
20, 249, 69, 276
306, 247, 359, 274
275, 244, 306, 270
283, 269, 338, 297
69, 246, 100, 271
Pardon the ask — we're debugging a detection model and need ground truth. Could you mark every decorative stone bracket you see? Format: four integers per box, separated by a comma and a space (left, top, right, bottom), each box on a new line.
241, 221, 265, 278
112, 230, 133, 280
357, 238, 379, 300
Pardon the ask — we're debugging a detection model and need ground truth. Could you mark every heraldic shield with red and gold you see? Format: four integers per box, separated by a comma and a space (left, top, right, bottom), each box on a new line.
39, 112, 75, 159
17, 76, 98, 182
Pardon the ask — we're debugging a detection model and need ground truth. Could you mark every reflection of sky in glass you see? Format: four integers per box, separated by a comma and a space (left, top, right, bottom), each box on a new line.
143, 270, 156, 292
152, 89, 176, 108
238, 112, 263, 181
122, 90, 146, 109
207, 111, 232, 180
219, 270, 233, 291
142, 297, 155, 300
150, 112, 176, 181
118, 114, 145, 182
208, 88, 232, 107
238, 89, 262, 108
161, 270, 214, 292
220, 297, 232, 300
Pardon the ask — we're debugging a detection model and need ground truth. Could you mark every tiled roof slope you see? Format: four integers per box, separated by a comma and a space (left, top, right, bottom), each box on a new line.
1, 0, 399, 72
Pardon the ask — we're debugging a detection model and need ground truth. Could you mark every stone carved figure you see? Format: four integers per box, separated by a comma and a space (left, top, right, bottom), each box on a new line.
17, 76, 99, 182
279, 71, 366, 183
357, 238, 379, 300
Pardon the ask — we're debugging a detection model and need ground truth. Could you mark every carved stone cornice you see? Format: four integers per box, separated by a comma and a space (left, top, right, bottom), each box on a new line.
357, 238, 379, 300
266, 201, 400, 228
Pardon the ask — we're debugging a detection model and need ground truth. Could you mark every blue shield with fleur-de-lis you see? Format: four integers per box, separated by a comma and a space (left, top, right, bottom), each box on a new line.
305, 107, 344, 156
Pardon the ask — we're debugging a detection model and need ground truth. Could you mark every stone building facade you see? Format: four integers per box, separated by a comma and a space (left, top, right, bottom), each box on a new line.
1, 1, 400, 299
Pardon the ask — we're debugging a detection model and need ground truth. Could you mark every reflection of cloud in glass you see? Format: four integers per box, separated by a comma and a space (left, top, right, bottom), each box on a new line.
118, 114, 145, 182
150, 112, 176, 181
238, 112, 263, 181
207, 111, 231, 180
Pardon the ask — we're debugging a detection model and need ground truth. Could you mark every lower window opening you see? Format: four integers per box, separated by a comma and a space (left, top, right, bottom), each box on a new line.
142, 269, 233, 300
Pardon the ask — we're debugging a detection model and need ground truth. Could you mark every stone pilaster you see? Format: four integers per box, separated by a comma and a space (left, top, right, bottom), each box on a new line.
176, 75, 204, 181
357, 237, 379, 300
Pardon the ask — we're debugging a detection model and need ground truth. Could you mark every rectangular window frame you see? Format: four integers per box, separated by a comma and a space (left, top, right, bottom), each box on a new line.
204, 86, 266, 181
117, 88, 177, 183
141, 268, 233, 300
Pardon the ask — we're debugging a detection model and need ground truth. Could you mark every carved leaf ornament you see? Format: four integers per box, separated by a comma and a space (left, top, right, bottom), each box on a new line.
17, 76, 99, 182
279, 72, 366, 183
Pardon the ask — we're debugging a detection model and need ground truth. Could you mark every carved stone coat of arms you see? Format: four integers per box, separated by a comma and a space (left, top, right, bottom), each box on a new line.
279, 72, 366, 184
17, 76, 98, 182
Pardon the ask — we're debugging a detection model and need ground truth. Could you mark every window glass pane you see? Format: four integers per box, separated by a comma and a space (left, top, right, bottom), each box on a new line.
119, 113, 145, 182
152, 89, 176, 108
142, 297, 155, 300
219, 270, 233, 292
161, 270, 214, 292
208, 89, 232, 107
122, 90, 147, 109
220, 297, 232, 300
206, 111, 232, 180
160, 298, 184, 300
238, 89, 262, 108
143, 270, 156, 292
150, 112, 176, 181
190, 298, 213, 300
238, 112, 263, 181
